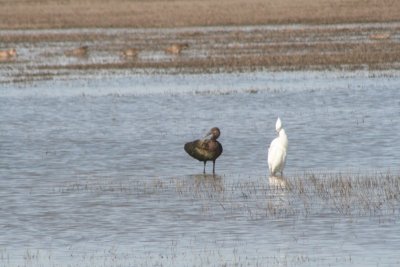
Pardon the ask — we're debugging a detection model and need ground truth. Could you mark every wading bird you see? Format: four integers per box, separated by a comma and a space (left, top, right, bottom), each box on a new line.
268, 117, 288, 177
369, 32, 391, 40
122, 48, 138, 58
64, 46, 89, 57
184, 127, 223, 174
165, 43, 189, 54
0, 48, 17, 59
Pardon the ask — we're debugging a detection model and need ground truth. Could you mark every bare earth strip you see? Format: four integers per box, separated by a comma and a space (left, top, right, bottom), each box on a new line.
1, 0, 400, 29
0, 0, 400, 82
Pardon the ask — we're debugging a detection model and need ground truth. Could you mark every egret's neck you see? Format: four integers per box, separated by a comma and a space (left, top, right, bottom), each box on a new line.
278, 129, 288, 148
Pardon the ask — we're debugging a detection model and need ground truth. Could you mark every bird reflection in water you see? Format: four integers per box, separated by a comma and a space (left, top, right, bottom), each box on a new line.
192, 173, 224, 193
268, 175, 289, 189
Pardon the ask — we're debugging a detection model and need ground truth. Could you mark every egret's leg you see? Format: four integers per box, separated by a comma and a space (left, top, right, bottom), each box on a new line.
203, 161, 206, 174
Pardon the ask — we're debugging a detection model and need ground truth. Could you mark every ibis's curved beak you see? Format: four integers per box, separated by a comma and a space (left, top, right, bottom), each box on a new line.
203, 131, 212, 139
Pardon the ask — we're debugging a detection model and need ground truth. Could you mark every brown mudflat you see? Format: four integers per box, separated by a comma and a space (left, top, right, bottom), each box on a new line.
1, 0, 399, 29
0, 0, 399, 83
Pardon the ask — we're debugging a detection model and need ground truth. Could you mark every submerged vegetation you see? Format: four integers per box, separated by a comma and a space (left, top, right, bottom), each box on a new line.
283, 173, 400, 217
58, 172, 400, 221
5, 172, 399, 266
200, 173, 400, 220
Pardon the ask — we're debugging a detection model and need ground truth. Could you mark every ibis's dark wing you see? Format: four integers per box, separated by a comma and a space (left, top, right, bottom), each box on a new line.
184, 139, 222, 162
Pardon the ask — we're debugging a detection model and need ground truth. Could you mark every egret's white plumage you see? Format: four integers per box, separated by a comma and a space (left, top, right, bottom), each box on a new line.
268, 117, 288, 177
275, 117, 282, 132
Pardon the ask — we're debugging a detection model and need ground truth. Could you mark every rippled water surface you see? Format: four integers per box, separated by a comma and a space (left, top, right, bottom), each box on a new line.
1, 70, 400, 266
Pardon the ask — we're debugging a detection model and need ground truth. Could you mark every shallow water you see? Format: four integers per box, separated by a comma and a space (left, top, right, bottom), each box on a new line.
1, 70, 400, 266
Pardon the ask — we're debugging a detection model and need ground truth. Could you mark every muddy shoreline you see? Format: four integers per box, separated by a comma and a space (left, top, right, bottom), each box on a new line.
1, 0, 400, 82
2, 24, 400, 83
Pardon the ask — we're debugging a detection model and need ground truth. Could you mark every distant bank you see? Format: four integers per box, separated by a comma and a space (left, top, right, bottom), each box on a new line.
0, 0, 399, 30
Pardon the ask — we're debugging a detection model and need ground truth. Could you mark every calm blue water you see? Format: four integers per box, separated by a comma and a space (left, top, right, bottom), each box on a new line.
0, 70, 399, 266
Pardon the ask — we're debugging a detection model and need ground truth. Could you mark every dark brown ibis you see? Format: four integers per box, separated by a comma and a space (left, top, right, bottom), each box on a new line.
184, 127, 223, 174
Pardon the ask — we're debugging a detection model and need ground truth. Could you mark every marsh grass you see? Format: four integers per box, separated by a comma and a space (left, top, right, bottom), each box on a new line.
286, 173, 400, 217
0, 246, 339, 267
4, 172, 400, 267
170, 173, 400, 220
56, 172, 400, 221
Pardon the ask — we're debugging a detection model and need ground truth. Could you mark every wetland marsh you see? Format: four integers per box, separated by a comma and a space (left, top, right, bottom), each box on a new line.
1, 1, 400, 263
1, 68, 400, 266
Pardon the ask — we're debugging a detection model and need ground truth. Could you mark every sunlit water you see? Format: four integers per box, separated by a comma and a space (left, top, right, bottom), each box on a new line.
1, 70, 400, 266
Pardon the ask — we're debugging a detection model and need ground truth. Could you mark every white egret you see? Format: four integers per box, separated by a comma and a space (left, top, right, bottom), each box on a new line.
268, 117, 288, 177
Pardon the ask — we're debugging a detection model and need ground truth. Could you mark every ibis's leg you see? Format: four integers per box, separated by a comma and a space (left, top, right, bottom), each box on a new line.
213, 160, 216, 174
203, 161, 206, 174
